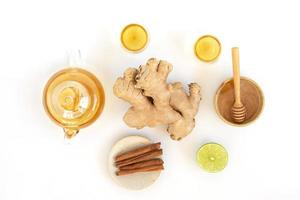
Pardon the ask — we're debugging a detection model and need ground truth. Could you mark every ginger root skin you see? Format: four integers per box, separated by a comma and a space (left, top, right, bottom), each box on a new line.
113, 58, 201, 140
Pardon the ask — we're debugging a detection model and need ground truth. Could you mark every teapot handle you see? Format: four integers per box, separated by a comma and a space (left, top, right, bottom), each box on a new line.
67, 49, 86, 67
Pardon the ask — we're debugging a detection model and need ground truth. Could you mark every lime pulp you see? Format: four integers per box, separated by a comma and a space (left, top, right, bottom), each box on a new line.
196, 143, 228, 173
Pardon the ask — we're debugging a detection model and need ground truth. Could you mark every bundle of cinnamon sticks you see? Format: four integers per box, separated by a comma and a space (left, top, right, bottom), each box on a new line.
115, 142, 164, 176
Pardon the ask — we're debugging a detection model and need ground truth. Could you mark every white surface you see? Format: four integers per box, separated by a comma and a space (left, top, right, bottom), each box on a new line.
0, 0, 300, 199
108, 135, 161, 190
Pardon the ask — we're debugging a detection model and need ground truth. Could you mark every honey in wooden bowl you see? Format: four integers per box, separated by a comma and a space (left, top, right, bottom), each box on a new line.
215, 77, 264, 126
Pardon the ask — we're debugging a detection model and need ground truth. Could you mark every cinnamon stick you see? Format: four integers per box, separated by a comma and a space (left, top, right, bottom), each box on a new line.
116, 149, 163, 167
119, 158, 163, 170
115, 142, 161, 162
116, 164, 164, 176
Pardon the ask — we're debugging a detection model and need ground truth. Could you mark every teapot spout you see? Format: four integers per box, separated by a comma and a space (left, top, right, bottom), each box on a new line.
63, 128, 79, 139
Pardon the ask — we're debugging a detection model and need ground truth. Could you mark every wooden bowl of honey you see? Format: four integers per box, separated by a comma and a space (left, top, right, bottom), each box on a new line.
215, 77, 264, 126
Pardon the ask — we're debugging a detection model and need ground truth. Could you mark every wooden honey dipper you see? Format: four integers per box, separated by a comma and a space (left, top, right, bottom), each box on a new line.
231, 47, 247, 123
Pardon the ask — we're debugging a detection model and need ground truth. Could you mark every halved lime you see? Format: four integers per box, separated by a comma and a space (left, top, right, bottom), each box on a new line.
196, 143, 228, 173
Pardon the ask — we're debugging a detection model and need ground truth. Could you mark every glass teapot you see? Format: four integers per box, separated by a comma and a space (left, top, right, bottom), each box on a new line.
43, 51, 105, 138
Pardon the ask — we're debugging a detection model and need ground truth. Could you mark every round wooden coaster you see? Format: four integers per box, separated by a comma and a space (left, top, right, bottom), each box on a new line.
108, 135, 161, 190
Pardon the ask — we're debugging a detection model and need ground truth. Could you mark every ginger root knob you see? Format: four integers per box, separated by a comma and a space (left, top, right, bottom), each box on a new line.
113, 58, 201, 140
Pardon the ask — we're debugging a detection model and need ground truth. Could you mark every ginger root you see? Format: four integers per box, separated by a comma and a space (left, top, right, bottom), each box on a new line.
113, 58, 201, 140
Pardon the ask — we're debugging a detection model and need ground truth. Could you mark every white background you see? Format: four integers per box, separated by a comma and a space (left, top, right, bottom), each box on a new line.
0, 0, 299, 199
